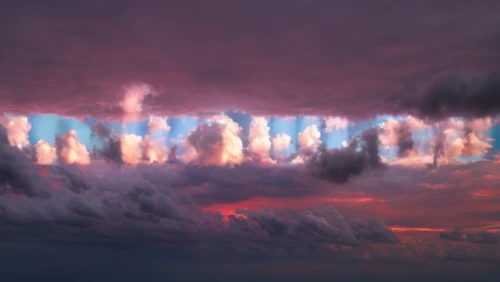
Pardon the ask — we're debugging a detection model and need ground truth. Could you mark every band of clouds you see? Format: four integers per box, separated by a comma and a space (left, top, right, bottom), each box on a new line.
0, 77, 498, 185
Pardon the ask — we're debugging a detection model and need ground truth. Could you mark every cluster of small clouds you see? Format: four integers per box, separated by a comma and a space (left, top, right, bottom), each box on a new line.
379, 115, 496, 168
0, 81, 498, 189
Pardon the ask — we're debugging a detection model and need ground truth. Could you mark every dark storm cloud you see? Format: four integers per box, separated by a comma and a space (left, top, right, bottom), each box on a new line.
396, 122, 415, 157
0, 1, 499, 119
399, 71, 500, 119
90, 123, 123, 165
0, 125, 51, 197
308, 128, 384, 184
349, 218, 399, 244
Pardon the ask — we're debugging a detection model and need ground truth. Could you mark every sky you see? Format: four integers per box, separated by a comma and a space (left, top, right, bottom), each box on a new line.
1, 1, 500, 281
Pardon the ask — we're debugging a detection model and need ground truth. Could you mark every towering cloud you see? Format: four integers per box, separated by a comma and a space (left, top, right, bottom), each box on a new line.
247, 117, 274, 164
298, 125, 321, 151
292, 124, 321, 164
35, 140, 56, 165
120, 134, 144, 165
184, 115, 244, 166
119, 84, 157, 123
0, 115, 31, 148
55, 130, 91, 165
324, 117, 349, 133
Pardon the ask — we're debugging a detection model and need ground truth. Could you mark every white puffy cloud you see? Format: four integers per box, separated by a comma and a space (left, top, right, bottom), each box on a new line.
247, 117, 274, 164
272, 133, 292, 152
297, 124, 321, 151
183, 114, 244, 166
148, 115, 171, 133
324, 116, 349, 132
55, 130, 91, 165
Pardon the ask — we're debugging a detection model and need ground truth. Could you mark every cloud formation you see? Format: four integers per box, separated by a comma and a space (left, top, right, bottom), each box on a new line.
400, 71, 500, 119
272, 133, 292, 152
0, 115, 31, 148
119, 84, 157, 123
55, 130, 91, 165
1, 2, 498, 120
184, 115, 244, 166
247, 117, 274, 164
324, 117, 349, 132
308, 128, 384, 184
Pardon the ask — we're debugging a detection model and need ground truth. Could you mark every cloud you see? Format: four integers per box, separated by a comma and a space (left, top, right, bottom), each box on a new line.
90, 123, 123, 165
400, 71, 500, 119
298, 125, 321, 151
119, 84, 157, 123
272, 133, 292, 152
0, 2, 499, 120
55, 130, 91, 165
349, 218, 399, 244
324, 117, 349, 132
431, 117, 494, 167
0, 126, 51, 197
35, 140, 56, 165
2, 131, 500, 267
379, 116, 428, 158
439, 229, 498, 245
147, 115, 170, 133
247, 117, 274, 164
184, 115, 244, 166
308, 128, 384, 184
0, 115, 31, 148
292, 125, 321, 164
119, 134, 144, 165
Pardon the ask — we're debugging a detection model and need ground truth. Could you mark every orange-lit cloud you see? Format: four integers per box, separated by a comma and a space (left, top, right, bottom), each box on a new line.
0, 115, 31, 148
56, 130, 91, 165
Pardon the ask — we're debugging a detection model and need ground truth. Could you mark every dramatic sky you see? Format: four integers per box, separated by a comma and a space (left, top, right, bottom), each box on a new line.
1, 1, 500, 281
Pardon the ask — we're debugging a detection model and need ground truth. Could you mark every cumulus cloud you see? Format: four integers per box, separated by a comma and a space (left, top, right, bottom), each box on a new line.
55, 130, 91, 165
431, 117, 494, 167
298, 125, 321, 151
35, 140, 56, 165
292, 125, 321, 164
0, 115, 31, 148
379, 116, 428, 158
119, 84, 157, 123
119, 134, 169, 165
120, 134, 144, 165
247, 117, 274, 164
324, 116, 349, 133
184, 115, 244, 166
308, 128, 384, 184
272, 133, 292, 152
148, 115, 170, 133
90, 123, 123, 165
